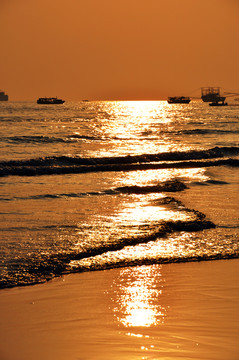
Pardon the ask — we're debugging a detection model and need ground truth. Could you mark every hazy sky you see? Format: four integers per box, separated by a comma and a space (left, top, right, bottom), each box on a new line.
1, 0, 239, 100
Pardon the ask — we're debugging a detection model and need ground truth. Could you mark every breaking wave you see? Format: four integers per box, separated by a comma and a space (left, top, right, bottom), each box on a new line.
176, 129, 239, 135
3, 134, 104, 144
2, 180, 187, 201
0, 197, 218, 289
0, 146, 239, 177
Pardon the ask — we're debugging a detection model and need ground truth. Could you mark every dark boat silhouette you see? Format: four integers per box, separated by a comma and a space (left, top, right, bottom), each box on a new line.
201, 87, 226, 103
37, 97, 65, 104
0, 91, 8, 101
201, 87, 228, 106
168, 96, 191, 104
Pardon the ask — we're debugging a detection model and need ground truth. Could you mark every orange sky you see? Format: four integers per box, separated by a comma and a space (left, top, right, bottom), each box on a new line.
1, 0, 239, 101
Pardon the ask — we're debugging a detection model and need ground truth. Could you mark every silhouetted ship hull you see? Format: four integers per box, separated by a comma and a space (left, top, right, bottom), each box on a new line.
168, 96, 191, 104
0, 91, 8, 101
201, 87, 227, 106
209, 102, 228, 106
37, 97, 65, 104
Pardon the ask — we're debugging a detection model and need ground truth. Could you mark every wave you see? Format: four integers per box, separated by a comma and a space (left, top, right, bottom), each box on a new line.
191, 179, 229, 186
69, 252, 239, 275
2, 134, 149, 144
0, 198, 216, 289
1, 194, 239, 289
177, 129, 239, 135
3, 134, 104, 144
0, 146, 238, 177
1, 180, 187, 201
3, 251, 238, 289
0, 224, 78, 232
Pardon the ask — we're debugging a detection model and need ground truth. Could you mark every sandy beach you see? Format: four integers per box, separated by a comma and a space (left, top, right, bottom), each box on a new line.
0, 259, 239, 360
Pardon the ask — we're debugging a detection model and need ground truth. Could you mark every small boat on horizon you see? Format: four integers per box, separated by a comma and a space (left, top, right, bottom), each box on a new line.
0, 90, 8, 101
37, 97, 65, 104
167, 96, 191, 104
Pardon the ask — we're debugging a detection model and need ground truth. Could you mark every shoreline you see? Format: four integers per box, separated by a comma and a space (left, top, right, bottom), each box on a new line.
0, 259, 239, 360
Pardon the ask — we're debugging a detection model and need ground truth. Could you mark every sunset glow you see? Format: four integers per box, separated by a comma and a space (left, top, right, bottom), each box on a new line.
0, 0, 238, 100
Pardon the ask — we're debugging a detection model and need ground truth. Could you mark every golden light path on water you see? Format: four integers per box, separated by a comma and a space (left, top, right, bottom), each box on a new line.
110, 166, 209, 226
71, 166, 209, 275
70, 101, 218, 358
70, 101, 212, 284
111, 265, 167, 328
102, 102, 209, 346
115, 167, 209, 187
105, 101, 170, 127
96, 100, 182, 157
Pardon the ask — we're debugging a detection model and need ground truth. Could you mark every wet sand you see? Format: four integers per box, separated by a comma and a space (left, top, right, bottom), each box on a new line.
0, 259, 239, 360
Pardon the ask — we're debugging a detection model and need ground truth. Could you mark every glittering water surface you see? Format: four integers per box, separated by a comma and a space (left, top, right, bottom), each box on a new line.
0, 101, 238, 288
112, 266, 166, 328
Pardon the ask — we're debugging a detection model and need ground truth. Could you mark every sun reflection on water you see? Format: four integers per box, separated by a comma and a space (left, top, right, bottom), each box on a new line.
112, 265, 167, 328
105, 102, 167, 144
114, 167, 209, 188
104, 101, 169, 123
112, 194, 191, 226
94, 101, 177, 156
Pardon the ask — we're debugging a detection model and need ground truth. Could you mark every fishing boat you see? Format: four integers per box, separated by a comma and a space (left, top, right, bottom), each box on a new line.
201, 87, 229, 106
0, 91, 8, 101
167, 96, 191, 104
201, 87, 226, 103
37, 97, 65, 104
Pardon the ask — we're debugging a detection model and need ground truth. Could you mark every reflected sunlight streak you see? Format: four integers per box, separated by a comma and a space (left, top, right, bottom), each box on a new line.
111, 193, 191, 226
96, 101, 174, 156
113, 266, 167, 328
84, 100, 204, 158
114, 200, 190, 225
114, 168, 209, 188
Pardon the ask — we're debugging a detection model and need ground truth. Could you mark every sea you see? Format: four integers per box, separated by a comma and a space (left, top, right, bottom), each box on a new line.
0, 100, 238, 289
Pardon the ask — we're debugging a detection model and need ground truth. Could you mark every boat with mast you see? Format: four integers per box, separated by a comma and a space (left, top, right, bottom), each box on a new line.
201, 87, 227, 106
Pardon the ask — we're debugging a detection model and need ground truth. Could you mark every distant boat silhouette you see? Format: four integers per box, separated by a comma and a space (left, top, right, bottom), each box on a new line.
37, 97, 65, 104
168, 96, 191, 104
201, 87, 227, 106
0, 91, 8, 101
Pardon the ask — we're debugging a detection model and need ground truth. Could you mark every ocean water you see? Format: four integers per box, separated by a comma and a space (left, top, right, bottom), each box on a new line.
0, 100, 238, 288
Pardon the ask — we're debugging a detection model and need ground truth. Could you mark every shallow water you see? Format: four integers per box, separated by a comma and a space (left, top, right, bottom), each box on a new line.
0, 100, 238, 288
